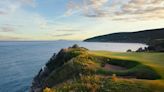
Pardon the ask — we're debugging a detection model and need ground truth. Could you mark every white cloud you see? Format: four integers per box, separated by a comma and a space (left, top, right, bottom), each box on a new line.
67, 0, 164, 20
119, 0, 164, 14
0, 6, 50, 40
66, 0, 110, 17
0, 0, 35, 14
0, 26, 15, 32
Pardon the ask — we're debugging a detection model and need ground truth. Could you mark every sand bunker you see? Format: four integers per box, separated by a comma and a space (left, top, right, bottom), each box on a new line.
103, 64, 127, 71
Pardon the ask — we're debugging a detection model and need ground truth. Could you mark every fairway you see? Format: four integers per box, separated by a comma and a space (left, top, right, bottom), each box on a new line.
89, 51, 164, 78
89, 51, 164, 90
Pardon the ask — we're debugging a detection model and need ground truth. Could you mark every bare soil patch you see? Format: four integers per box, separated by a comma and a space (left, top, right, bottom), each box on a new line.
103, 64, 127, 71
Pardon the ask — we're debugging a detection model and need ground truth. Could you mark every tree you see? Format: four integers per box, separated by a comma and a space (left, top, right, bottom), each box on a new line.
72, 44, 79, 48
136, 47, 143, 52
126, 49, 132, 52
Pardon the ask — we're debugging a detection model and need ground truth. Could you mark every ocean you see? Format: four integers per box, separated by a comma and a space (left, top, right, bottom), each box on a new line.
0, 41, 147, 92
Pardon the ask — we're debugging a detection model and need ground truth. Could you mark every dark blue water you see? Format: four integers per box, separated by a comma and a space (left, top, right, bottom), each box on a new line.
0, 41, 147, 92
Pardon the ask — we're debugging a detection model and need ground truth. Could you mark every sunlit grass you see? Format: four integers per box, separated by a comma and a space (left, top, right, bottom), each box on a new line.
52, 75, 162, 92
89, 51, 164, 78
89, 51, 164, 92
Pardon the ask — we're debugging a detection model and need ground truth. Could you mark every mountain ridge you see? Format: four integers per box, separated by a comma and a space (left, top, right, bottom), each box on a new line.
84, 28, 164, 43
84, 28, 164, 51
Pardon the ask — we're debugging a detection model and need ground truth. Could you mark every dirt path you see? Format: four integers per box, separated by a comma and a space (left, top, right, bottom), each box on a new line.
103, 64, 127, 71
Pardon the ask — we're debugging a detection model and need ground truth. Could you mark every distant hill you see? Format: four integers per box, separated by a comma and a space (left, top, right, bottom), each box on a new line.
84, 28, 164, 51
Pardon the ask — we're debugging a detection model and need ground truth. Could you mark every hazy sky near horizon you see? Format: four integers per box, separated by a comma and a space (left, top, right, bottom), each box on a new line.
0, 0, 164, 40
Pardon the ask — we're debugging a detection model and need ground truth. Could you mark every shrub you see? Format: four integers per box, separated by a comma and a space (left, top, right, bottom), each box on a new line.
127, 49, 132, 52
112, 74, 117, 81
101, 61, 106, 67
43, 87, 53, 92
72, 44, 79, 48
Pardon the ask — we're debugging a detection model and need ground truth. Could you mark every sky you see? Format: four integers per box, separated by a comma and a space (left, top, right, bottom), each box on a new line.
0, 0, 164, 41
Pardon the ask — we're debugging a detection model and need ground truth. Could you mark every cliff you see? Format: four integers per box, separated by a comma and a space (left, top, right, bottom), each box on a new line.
30, 45, 162, 92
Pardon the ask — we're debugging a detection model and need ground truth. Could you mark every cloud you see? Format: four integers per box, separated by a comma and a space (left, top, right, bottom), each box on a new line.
0, 0, 35, 15
0, 11, 7, 15
113, 0, 164, 20
1, 24, 24, 27
119, 0, 164, 15
0, 35, 22, 40
0, 3, 51, 41
51, 33, 74, 37
56, 29, 79, 32
66, 0, 110, 17
67, 0, 164, 20
0, 26, 15, 32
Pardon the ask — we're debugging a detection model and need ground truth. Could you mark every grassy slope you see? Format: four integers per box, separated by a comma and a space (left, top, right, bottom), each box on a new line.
89, 51, 164, 91
43, 48, 164, 92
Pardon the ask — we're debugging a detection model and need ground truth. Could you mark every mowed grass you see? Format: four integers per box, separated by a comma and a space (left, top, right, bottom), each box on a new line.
89, 51, 164, 78
89, 51, 164, 90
